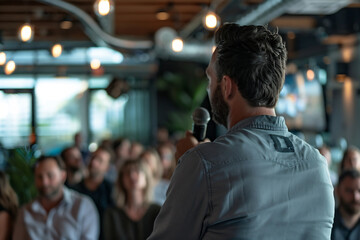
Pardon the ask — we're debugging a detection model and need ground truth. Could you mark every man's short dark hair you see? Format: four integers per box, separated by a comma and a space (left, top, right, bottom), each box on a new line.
338, 169, 360, 185
34, 155, 66, 171
214, 23, 287, 108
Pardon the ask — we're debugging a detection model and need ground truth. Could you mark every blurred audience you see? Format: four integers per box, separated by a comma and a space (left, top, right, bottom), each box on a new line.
319, 145, 338, 186
113, 137, 131, 167
157, 142, 176, 181
61, 146, 86, 187
106, 137, 131, 183
13, 156, 99, 240
71, 146, 114, 240
339, 146, 360, 173
0, 171, 18, 240
140, 149, 167, 205
130, 141, 144, 160
74, 132, 90, 163
331, 169, 360, 240
104, 159, 160, 240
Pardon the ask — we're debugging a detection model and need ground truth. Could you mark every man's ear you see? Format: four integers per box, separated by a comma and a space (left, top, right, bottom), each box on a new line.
222, 75, 235, 99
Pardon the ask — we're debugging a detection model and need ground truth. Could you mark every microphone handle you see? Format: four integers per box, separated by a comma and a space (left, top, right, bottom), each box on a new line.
193, 124, 207, 141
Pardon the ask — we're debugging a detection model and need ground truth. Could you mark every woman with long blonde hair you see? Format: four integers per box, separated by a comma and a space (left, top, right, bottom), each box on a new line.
103, 159, 160, 240
0, 171, 18, 240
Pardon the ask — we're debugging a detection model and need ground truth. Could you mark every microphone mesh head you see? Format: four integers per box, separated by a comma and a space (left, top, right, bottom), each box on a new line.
192, 107, 210, 125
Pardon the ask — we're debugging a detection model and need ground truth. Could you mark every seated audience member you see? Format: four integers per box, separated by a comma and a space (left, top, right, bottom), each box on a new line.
113, 137, 131, 167
0, 171, 18, 240
339, 146, 360, 173
13, 156, 99, 240
140, 149, 167, 205
106, 137, 131, 183
71, 146, 114, 239
74, 132, 90, 163
331, 169, 360, 240
319, 145, 338, 186
103, 159, 161, 240
157, 142, 176, 181
61, 146, 86, 186
129, 141, 144, 160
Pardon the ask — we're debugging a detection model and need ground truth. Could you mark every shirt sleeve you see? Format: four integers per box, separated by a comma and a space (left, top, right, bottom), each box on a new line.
80, 196, 100, 240
148, 149, 209, 240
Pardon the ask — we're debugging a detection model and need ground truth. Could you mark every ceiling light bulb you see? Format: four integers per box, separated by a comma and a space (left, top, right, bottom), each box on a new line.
172, 38, 183, 52
60, 20, 73, 30
156, 11, 169, 21
52, 44, 63, 58
306, 69, 315, 81
0, 52, 6, 65
94, 0, 114, 16
90, 59, 101, 70
203, 11, 220, 30
5, 60, 16, 75
19, 23, 34, 42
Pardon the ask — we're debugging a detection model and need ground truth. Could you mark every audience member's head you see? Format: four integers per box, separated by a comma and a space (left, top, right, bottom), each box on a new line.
112, 137, 131, 164
140, 148, 163, 182
129, 141, 144, 160
340, 146, 360, 173
319, 145, 332, 166
0, 171, 18, 217
61, 146, 83, 172
87, 146, 112, 180
157, 127, 170, 145
157, 142, 176, 180
336, 169, 360, 216
116, 159, 153, 207
34, 156, 66, 201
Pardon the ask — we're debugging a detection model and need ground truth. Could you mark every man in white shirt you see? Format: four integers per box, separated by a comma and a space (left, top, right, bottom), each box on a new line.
13, 155, 99, 240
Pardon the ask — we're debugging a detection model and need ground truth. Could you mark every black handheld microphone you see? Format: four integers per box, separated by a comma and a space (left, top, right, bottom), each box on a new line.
192, 107, 211, 141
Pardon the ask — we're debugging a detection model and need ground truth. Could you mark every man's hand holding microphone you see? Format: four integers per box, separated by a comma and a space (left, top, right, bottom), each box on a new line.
175, 107, 211, 162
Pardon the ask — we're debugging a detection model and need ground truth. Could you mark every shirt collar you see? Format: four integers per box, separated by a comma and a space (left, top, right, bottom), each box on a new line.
228, 115, 288, 133
31, 186, 72, 213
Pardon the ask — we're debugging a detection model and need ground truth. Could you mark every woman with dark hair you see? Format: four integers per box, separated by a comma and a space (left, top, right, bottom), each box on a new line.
0, 171, 18, 240
103, 159, 160, 240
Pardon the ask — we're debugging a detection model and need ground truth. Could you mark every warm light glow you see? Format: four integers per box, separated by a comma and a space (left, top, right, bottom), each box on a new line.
212, 46, 216, 53
0, 52, 6, 65
19, 23, 34, 42
156, 11, 170, 21
4, 61, 16, 75
287, 32, 295, 40
172, 38, 183, 52
60, 20, 73, 30
51, 44, 63, 58
341, 46, 354, 63
94, 0, 113, 16
306, 69, 315, 81
203, 11, 220, 30
90, 59, 101, 70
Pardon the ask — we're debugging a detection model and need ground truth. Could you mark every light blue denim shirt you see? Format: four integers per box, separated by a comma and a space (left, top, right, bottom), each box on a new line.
148, 115, 335, 240
13, 186, 99, 240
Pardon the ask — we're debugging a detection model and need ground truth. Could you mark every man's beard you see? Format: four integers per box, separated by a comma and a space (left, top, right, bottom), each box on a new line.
38, 183, 62, 200
210, 84, 229, 128
341, 199, 360, 215
68, 165, 80, 173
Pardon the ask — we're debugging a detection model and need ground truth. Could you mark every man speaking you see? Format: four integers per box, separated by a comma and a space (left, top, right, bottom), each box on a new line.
148, 24, 334, 240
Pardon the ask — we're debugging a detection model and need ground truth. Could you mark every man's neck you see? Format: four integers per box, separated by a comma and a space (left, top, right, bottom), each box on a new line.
84, 175, 104, 191
40, 189, 64, 214
340, 207, 360, 229
228, 106, 276, 129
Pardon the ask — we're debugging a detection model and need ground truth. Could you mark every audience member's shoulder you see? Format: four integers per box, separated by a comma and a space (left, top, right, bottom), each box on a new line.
66, 187, 94, 205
